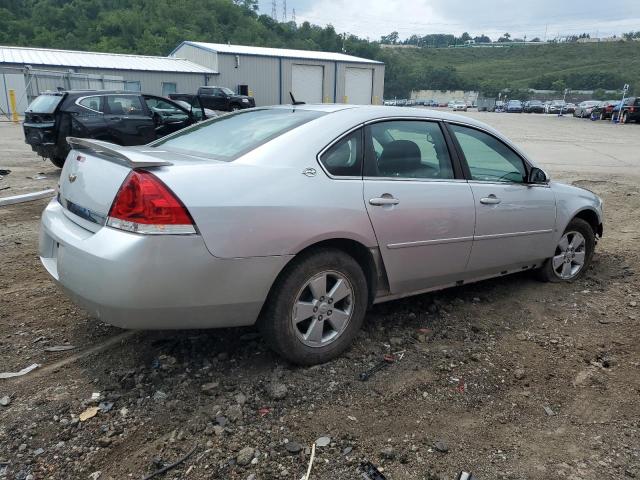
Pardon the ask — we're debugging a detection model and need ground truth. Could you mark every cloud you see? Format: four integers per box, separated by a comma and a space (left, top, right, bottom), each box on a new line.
258, 0, 640, 40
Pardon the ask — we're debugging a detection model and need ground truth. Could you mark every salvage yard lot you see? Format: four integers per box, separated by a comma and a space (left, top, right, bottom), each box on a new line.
1, 113, 639, 480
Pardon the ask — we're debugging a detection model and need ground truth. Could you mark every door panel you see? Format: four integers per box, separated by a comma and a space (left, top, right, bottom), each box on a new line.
364, 180, 475, 293
447, 123, 557, 273
363, 120, 475, 294
468, 183, 556, 271
104, 94, 154, 145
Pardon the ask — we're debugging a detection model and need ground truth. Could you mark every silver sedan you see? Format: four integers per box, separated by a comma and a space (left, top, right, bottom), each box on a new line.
39, 105, 603, 365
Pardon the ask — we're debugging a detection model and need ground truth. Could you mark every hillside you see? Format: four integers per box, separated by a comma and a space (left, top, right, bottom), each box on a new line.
0, 0, 637, 98
378, 41, 640, 97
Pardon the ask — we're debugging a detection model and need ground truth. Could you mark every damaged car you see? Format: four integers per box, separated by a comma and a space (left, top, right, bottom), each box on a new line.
39, 105, 603, 365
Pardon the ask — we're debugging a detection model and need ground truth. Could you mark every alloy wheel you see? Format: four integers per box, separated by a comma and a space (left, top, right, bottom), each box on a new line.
291, 270, 354, 348
552, 231, 587, 280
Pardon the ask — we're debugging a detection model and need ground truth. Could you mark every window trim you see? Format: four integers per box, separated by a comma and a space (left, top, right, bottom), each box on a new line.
443, 120, 547, 187
75, 95, 104, 114
315, 124, 365, 180
362, 117, 465, 182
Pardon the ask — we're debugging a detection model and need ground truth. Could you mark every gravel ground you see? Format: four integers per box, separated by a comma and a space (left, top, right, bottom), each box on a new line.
0, 112, 639, 480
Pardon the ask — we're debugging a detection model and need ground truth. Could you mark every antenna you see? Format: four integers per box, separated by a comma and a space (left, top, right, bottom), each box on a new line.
271, 0, 277, 20
282, 0, 287, 22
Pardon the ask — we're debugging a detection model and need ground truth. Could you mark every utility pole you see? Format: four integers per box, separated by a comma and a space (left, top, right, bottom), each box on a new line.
282, 0, 287, 22
544, 24, 548, 42
271, 0, 277, 20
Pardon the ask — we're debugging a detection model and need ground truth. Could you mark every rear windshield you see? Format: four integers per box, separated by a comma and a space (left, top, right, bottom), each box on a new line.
151, 108, 325, 161
26, 94, 63, 113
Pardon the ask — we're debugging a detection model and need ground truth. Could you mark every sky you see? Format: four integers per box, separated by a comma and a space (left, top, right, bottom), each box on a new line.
257, 0, 640, 41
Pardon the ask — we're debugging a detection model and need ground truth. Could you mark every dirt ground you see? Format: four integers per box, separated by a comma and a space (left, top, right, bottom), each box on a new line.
0, 112, 639, 480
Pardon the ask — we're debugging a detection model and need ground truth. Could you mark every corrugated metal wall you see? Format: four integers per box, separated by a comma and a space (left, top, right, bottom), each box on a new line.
172, 44, 219, 73
216, 54, 280, 106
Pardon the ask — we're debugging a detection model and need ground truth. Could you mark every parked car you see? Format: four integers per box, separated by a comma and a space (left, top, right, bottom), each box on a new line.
565, 103, 577, 114
451, 101, 467, 112
174, 86, 255, 112
23, 90, 197, 168
40, 105, 603, 365
592, 100, 619, 120
546, 100, 567, 114
524, 100, 545, 113
612, 97, 640, 123
506, 100, 523, 113
573, 100, 601, 118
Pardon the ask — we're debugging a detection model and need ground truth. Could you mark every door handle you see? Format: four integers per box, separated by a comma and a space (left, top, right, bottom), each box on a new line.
108, 117, 121, 121
369, 196, 399, 206
480, 194, 501, 205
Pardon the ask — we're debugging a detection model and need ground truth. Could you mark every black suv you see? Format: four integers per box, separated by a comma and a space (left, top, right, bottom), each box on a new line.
23, 90, 200, 167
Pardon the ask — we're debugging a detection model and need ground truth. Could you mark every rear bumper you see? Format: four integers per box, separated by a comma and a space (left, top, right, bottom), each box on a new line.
39, 199, 292, 329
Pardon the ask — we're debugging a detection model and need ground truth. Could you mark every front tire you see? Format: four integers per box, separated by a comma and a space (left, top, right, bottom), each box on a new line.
259, 248, 368, 365
537, 218, 595, 283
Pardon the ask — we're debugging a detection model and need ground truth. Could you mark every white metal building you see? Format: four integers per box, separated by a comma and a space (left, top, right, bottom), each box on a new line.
0, 45, 215, 114
170, 42, 385, 106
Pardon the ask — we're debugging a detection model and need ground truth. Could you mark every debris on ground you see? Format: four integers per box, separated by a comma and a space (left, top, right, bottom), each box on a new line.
79, 406, 100, 422
315, 436, 330, 448
141, 445, 198, 480
44, 345, 76, 352
543, 405, 556, 416
359, 352, 404, 381
0, 363, 39, 379
361, 461, 388, 480
0, 396, 10, 407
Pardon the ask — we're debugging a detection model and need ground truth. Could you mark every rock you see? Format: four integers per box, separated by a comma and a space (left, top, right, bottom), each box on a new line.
33, 448, 44, 456
343, 446, 353, 455
213, 425, 225, 436
380, 446, 396, 460
514, 368, 526, 380
97, 437, 112, 448
315, 436, 331, 447
407, 312, 417, 320
389, 336, 404, 347
18, 443, 27, 452
237, 446, 254, 466
216, 416, 228, 427
88, 472, 101, 480
285, 441, 303, 454
267, 382, 288, 400
516, 333, 527, 341
453, 298, 464, 306
98, 401, 113, 413
0, 395, 10, 407
433, 440, 449, 453
201, 382, 219, 396
152, 391, 167, 402
629, 301, 637, 307
235, 393, 247, 405
227, 404, 243, 422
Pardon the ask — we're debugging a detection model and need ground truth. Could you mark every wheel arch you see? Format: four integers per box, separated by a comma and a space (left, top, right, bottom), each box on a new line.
572, 208, 603, 238
263, 238, 387, 311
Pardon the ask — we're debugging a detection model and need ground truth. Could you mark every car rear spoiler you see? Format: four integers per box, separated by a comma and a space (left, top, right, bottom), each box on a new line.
66, 137, 173, 168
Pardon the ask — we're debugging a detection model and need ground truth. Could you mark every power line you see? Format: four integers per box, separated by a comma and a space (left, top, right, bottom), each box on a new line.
271, 0, 277, 20
282, 0, 287, 22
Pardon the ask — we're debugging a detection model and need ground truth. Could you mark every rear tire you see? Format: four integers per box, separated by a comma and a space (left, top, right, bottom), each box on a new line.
259, 248, 368, 365
537, 218, 595, 283
50, 156, 65, 168
621, 112, 629, 124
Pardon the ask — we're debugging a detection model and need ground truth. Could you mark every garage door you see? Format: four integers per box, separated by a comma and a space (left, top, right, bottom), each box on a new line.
345, 67, 373, 105
291, 64, 324, 103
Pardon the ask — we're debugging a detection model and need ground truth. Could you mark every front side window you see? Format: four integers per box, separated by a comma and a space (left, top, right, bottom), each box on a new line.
145, 97, 188, 120
319, 130, 362, 177
365, 120, 454, 179
77, 96, 103, 113
152, 108, 325, 161
449, 124, 526, 183
106, 95, 145, 115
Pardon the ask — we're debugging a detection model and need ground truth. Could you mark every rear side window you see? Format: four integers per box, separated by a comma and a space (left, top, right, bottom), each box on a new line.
77, 96, 103, 113
320, 130, 362, 177
106, 95, 145, 115
26, 94, 63, 113
152, 108, 326, 161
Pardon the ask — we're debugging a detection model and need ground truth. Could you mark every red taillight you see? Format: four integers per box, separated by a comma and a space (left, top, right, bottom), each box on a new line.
107, 170, 195, 235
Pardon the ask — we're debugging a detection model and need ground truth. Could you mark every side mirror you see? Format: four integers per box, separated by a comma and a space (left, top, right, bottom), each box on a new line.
528, 167, 549, 184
